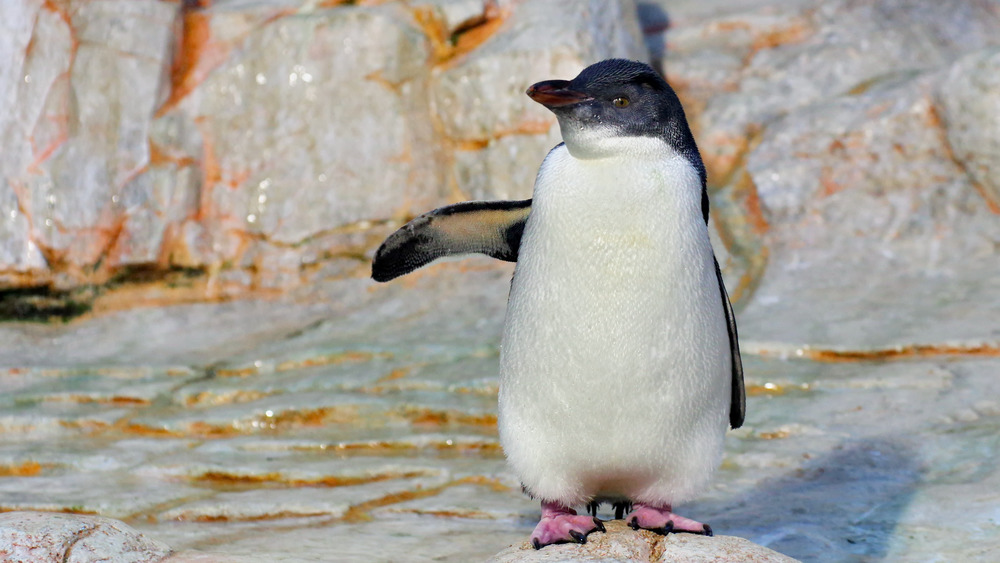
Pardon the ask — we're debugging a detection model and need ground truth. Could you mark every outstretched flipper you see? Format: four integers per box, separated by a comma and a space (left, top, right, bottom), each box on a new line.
371, 200, 532, 282
714, 256, 745, 429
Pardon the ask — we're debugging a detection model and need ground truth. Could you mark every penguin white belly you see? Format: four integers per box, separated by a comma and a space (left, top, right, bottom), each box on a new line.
498, 143, 731, 507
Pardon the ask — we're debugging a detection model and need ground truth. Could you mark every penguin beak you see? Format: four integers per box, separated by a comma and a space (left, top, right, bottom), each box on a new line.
526, 80, 592, 108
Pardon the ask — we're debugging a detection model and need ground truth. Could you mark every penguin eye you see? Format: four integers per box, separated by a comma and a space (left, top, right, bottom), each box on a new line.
612, 97, 630, 108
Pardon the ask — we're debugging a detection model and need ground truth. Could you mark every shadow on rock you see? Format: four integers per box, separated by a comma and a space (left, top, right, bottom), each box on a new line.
636, 2, 671, 70
688, 437, 920, 561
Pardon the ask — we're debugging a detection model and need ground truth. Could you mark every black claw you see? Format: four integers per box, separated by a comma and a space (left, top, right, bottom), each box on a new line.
587, 501, 599, 517
569, 530, 587, 544
673, 523, 714, 536
532, 538, 541, 550
628, 517, 640, 531
648, 520, 675, 536
593, 518, 606, 533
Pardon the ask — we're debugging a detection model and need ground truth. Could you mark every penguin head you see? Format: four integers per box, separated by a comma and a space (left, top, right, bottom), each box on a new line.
527, 59, 702, 167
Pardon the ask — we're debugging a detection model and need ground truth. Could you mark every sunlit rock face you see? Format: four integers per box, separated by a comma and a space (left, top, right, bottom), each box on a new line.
649, 0, 1000, 349
0, 0, 645, 295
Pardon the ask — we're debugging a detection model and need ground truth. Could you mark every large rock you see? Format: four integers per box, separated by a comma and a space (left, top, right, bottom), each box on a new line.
649, 0, 1000, 348
488, 520, 797, 562
0, 511, 171, 563
937, 46, 1000, 213
0, 0, 646, 297
0, 0, 178, 289
431, 0, 646, 200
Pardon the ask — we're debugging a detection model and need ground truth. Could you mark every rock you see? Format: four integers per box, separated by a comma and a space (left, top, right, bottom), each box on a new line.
654, 0, 1000, 180
487, 520, 797, 563
937, 46, 1000, 213
649, 0, 1000, 348
0, 0, 645, 299
430, 0, 646, 200
0, 511, 171, 563
737, 69, 1000, 346
0, 0, 179, 289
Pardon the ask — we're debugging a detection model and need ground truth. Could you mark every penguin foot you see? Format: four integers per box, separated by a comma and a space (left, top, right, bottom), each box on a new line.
625, 503, 712, 536
530, 501, 606, 549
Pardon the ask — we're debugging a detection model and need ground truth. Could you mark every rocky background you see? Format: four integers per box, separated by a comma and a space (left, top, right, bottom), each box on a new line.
1, 0, 998, 562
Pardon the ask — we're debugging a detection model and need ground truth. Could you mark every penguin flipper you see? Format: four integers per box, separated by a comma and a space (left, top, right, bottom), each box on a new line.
715, 256, 746, 429
371, 199, 532, 282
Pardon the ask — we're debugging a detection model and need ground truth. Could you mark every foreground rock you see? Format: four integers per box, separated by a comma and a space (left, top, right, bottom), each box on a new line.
0, 511, 171, 563
488, 520, 797, 563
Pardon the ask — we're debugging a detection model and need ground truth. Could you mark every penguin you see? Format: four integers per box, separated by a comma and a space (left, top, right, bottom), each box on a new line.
371, 59, 744, 549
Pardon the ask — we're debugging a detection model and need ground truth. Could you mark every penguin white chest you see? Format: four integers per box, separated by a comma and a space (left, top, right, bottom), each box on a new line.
498, 142, 731, 506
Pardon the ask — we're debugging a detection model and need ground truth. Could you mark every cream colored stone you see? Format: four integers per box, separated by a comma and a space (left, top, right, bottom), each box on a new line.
0, 512, 171, 563
488, 521, 797, 563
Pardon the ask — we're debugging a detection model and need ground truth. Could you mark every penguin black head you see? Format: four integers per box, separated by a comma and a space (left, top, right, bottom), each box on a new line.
527, 59, 704, 184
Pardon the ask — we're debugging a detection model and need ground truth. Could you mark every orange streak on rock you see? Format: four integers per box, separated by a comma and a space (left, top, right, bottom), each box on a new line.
298, 440, 503, 456
737, 171, 770, 234
746, 384, 786, 397
413, 3, 509, 66
454, 119, 554, 151
188, 511, 329, 523
400, 407, 497, 429
27, 120, 69, 173
727, 249, 765, 305
801, 343, 1000, 362
274, 351, 379, 373
970, 181, 1000, 215
44, 395, 151, 406
28, 3, 77, 172
451, 3, 508, 57
412, 7, 452, 63
749, 21, 811, 52
375, 367, 411, 384
267, 406, 362, 428
116, 422, 184, 438
0, 461, 45, 477
192, 469, 430, 489
43, 0, 77, 48
818, 166, 843, 197
750, 342, 1000, 363
149, 140, 197, 168
156, 7, 222, 117
193, 117, 220, 221
926, 104, 1000, 216
183, 389, 274, 407
341, 475, 500, 523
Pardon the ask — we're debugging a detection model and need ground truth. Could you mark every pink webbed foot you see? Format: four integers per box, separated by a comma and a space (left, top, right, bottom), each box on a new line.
626, 503, 713, 536
530, 501, 606, 549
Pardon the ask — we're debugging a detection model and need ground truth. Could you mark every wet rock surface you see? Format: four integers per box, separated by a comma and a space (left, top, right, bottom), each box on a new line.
1, 0, 999, 562
1, 267, 998, 561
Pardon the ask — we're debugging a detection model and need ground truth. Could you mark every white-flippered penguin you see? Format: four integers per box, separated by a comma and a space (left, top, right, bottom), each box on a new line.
372, 59, 745, 549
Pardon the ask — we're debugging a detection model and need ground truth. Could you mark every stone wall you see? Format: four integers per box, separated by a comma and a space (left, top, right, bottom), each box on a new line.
2, 0, 998, 323
0, 0, 644, 297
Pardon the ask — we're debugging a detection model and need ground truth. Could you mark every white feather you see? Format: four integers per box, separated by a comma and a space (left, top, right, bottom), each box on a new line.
498, 138, 731, 507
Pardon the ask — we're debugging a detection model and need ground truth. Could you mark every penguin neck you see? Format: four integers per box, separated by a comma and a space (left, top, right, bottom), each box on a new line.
535, 139, 704, 224
559, 126, 674, 161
